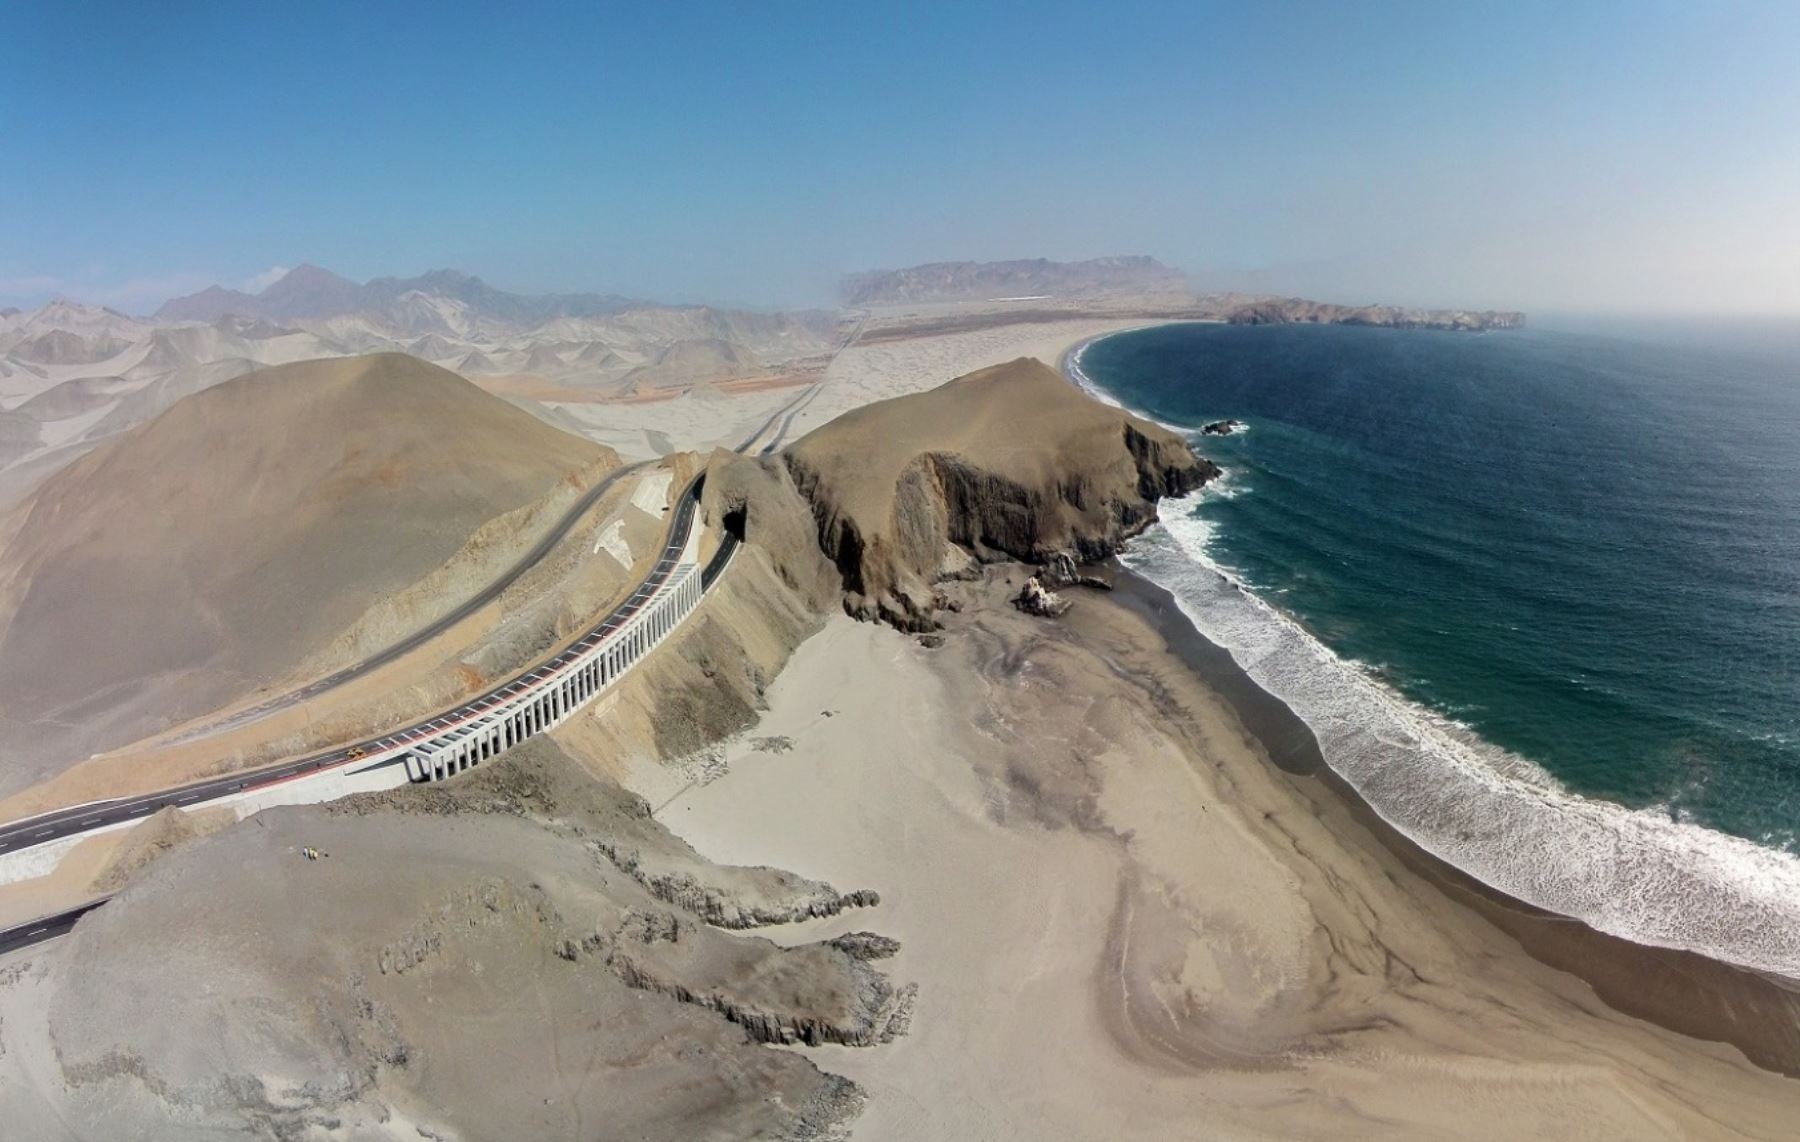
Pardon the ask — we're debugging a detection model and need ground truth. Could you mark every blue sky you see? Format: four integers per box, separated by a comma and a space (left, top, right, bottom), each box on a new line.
4, 1, 1798, 313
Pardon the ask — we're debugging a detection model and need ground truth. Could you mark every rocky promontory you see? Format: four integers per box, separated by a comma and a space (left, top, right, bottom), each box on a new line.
1226, 297, 1524, 332
776, 357, 1216, 630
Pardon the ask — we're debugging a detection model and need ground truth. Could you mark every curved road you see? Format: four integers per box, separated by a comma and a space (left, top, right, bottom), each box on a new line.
0, 325, 796, 952
0, 476, 706, 861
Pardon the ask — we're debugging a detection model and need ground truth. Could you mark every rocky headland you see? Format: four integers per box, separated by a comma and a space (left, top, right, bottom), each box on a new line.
771, 357, 1214, 630
1226, 296, 1525, 331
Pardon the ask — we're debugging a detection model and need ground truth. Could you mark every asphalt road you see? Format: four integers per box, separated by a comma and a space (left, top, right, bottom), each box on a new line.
0, 475, 703, 862
0, 321, 808, 955
0, 898, 106, 958
0, 475, 716, 957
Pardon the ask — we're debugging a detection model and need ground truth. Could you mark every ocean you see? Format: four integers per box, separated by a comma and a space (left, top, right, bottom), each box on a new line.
1071, 318, 1800, 976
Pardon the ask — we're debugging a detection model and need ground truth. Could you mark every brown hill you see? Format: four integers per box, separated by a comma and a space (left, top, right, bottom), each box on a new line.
780, 357, 1213, 628
620, 337, 760, 392
0, 353, 610, 787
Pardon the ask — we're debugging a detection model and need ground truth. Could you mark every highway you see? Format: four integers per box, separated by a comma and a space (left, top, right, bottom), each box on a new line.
0, 474, 739, 956
0, 328, 792, 955
0, 899, 106, 958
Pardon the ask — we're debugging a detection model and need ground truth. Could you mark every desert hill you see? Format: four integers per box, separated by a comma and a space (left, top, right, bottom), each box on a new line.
620, 337, 761, 393
0, 353, 612, 788
0, 279, 841, 494
769, 357, 1213, 628
8, 738, 893, 1137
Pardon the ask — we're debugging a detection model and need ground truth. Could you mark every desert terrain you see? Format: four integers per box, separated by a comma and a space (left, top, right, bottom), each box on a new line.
3, 259, 1797, 1139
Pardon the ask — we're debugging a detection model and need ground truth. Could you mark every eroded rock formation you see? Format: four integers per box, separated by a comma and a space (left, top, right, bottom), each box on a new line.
770, 357, 1214, 630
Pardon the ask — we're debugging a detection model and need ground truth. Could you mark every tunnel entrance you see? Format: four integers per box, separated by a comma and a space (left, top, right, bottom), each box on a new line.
721, 504, 747, 542
703, 501, 747, 589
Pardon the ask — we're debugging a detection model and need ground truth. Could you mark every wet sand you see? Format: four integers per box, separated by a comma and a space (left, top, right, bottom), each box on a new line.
1106, 567, 1800, 1080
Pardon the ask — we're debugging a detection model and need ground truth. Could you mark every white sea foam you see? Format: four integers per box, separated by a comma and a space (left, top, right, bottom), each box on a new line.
1126, 488, 1800, 980
1065, 334, 1196, 435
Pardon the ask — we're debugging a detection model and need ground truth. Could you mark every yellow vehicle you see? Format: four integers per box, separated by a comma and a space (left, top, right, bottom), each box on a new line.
346, 746, 367, 760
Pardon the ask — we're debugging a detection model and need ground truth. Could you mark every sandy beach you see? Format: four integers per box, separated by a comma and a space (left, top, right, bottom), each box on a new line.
655, 566, 1800, 1136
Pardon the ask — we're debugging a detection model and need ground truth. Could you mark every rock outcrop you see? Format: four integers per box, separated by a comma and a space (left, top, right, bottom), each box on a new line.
1226, 297, 1524, 332
17, 739, 896, 1140
1014, 576, 1071, 618
779, 358, 1215, 630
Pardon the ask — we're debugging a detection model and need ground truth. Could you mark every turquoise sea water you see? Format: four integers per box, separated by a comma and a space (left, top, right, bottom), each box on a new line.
1073, 320, 1800, 973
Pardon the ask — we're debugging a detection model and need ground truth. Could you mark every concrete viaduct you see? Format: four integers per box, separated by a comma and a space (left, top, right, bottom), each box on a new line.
399, 559, 703, 781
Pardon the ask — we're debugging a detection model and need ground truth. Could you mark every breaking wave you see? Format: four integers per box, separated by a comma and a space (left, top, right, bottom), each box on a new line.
1123, 491, 1800, 979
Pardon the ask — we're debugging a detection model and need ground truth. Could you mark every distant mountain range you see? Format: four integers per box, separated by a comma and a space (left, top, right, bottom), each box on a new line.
157, 264, 646, 327
840, 256, 1189, 306
0, 267, 844, 488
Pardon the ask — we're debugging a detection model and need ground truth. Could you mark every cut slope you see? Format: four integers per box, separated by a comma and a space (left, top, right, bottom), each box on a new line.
783, 357, 1213, 628
0, 353, 611, 784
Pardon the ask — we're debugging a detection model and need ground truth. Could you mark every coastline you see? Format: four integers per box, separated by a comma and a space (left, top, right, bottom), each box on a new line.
662, 564, 1800, 1138
1064, 323, 1800, 1071
1105, 568, 1800, 1078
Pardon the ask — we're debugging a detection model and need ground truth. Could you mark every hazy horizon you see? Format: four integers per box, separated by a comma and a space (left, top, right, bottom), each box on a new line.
6, 1, 1799, 316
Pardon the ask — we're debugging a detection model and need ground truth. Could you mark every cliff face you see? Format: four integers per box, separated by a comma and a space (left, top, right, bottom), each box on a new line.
1226, 297, 1524, 332
776, 358, 1215, 630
